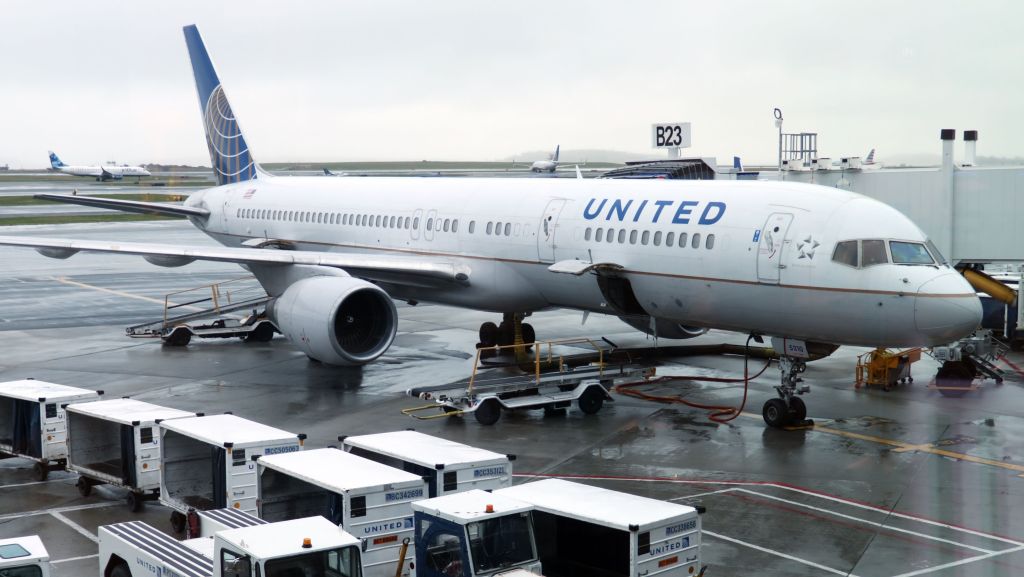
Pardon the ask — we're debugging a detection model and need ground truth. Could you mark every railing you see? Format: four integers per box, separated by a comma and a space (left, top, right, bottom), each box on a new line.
162, 276, 267, 326
468, 337, 609, 394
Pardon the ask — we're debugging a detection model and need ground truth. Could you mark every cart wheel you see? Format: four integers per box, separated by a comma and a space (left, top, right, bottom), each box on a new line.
788, 397, 807, 422
32, 461, 48, 482
245, 322, 275, 343
474, 400, 501, 426
163, 327, 192, 347
908, 377, 914, 384
577, 388, 605, 415
170, 511, 186, 534
127, 491, 143, 513
109, 562, 132, 577
76, 477, 93, 497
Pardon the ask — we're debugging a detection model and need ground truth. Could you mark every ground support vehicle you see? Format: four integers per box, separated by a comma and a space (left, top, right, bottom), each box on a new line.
158, 414, 305, 534
98, 510, 362, 577
0, 535, 51, 577
341, 430, 513, 497
256, 448, 424, 577
0, 379, 102, 480
66, 398, 197, 511
498, 479, 705, 577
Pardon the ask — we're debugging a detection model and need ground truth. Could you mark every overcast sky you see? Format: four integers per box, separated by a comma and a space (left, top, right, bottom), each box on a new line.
2, 1, 1021, 167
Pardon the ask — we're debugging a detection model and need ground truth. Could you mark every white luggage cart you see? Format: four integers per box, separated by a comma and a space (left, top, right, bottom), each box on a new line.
0, 379, 101, 480
158, 413, 305, 535
65, 398, 197, 511
257, 448, 426, 577
498, 478, 706, 577
341, 430, 514, 497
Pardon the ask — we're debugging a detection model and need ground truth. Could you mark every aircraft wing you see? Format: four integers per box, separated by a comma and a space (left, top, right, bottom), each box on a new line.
35, 193, 209, 219
0, 236, 471, 288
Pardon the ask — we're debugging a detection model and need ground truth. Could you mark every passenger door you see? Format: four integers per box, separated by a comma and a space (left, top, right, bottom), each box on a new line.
757, 213, 794, 284
537, 199, 567, 262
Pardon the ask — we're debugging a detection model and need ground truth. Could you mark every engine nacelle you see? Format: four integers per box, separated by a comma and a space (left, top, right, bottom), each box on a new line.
619, 316, 707, 340
269, 276, 398, 366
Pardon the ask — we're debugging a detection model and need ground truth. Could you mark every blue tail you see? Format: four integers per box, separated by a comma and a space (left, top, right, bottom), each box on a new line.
183, 25, 258, 186
553, 145, 560, 162
48, 151, 65, 168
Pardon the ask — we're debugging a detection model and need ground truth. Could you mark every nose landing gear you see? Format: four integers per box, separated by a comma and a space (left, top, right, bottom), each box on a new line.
763, 355, 813, 428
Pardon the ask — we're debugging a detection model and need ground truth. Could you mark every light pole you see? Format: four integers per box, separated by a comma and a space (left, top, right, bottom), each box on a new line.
774, 108, 783, 173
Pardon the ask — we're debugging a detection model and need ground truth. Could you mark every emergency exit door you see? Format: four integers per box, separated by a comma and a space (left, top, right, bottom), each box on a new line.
757, 212, 794, 283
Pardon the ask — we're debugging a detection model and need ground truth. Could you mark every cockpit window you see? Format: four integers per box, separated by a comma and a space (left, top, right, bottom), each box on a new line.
832, 241, 858, 267
926, 239, 947, 265
890, 241, 935, 265
861, 240, 888, 267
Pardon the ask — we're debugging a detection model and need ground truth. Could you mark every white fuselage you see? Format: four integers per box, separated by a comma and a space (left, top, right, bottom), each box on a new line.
530, 160, 558, 173
184, 176, 980, 348
57, 164, 150, 178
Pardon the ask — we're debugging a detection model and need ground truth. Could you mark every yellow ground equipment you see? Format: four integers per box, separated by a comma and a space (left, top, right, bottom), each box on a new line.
856, 348, 922, 390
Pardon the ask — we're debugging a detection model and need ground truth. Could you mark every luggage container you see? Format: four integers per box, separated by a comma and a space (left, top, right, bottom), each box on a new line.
257, 447, 426, 577
0, 379, 101, 480
341, 430, 514, 497
65, 398, 197, 511
412, 489, 543, 577
0, 535, 51, 577
498, 479, 706, 577
159, 414, 305, 534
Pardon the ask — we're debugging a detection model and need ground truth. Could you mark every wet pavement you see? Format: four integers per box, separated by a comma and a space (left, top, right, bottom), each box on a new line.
0, 191, 1023, 576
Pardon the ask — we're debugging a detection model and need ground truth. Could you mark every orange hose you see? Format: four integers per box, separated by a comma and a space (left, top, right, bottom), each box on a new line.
613, 338, 772, 424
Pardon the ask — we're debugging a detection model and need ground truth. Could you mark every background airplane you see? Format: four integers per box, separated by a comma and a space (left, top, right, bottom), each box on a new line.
48, 151, 150, 181
530, 145, 560, 173
0, 25, 981, 429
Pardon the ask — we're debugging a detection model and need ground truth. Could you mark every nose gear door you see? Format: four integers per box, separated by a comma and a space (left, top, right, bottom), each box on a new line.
757, 212, 794, 283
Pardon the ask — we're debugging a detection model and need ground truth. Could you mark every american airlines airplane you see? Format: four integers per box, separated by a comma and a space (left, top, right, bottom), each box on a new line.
530, 145, 560, 173
49, 151, 151, 180
0, 25, 981, 427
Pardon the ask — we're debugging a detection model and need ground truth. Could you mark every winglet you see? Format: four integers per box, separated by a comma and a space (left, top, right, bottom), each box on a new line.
183, 24, 259, 186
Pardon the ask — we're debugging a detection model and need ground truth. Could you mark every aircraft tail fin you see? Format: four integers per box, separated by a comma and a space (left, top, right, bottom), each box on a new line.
553, 145, 560, 162
864, 148, 876, 164
48, 151, 65, 168
183, 24, 259, 186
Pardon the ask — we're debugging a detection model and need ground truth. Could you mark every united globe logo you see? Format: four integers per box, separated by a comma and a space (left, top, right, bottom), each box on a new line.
203, 85, 256, 185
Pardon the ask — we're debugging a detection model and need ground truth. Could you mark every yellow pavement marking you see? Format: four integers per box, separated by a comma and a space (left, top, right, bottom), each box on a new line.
54, 276, 167, 305
738, 411, 1024, 477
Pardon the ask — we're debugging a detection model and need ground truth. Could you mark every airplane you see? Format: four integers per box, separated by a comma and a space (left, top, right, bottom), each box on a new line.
863, 149, 877, 166
0, 25, 982, 428
530, 145, 561, 173
48, 151, 151, 181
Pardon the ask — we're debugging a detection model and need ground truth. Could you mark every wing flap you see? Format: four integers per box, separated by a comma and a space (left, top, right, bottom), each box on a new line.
34, 193, 210, 219
0, 236, 470, 286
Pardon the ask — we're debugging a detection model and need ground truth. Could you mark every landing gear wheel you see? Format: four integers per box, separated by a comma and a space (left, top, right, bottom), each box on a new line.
474, 399, 501, 426
127, 491, 143, 512
788, 396, 807, 422
577, 388, 605, 415
170, 511, 186, 534
245, 322, 275, 343
32, 461, 48, 481
479, 322, 498, 347
762, 398, 791, 428
497, 322, 515, 347
521, 323, 536, 346
936, 360, 974, 397
163, 327, 191, 347
76, 477, 93, 497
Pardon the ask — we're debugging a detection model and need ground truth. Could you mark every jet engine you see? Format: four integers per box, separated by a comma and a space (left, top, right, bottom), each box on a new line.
268, 276, 398, 366
619, 316, 707, 340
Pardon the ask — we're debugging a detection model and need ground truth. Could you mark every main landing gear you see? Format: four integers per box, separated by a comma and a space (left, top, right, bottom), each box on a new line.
477, 313, 536, 350
762, 356, 813, 428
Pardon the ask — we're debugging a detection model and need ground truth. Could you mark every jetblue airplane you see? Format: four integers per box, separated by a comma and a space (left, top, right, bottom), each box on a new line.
0, 25, 981, 427
48, 151, 151, 180
530, 145, 560, 173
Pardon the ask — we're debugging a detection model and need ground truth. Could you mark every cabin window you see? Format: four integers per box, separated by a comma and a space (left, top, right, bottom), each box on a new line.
678, 232, 688, 248
641, 230, 650, 245
862, 239, 888, 267
653, 231, 662, 246
706, 233, 715, 250
504, 223, 512, 236
629, 230, 638, 244
426, 218, 433, 231
486, 222, 494, 235
405, 217, 412, 229
468, 221, 475, 234
890, 241, 934, 265
666, 231, 675, 247
413, 217, 420, 229
832, 241, 859, 267
617, 229, 626, 243
377, 215, 384, 227
604, 228, 613, 243
595, 228, 604, 242
584, 227, 592, 241
452, 219, 459, 233
443, 219, 451, 232
350, 495, 367, 518
317, 213, 323, 224
495, 221, 503, 235
691, 233, 701, 249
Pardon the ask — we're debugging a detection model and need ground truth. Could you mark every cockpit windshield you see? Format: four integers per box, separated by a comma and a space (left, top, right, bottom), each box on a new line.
925, 239, 947, 265
890, 241, 935, 265
467, 513, 536, 573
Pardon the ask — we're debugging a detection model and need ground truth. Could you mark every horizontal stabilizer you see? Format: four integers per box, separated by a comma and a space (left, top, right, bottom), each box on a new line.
34, 193, 210, 219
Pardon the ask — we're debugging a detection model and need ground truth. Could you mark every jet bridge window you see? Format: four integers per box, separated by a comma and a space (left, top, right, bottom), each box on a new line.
890, 241, 934, 265
832, 241, 859, 267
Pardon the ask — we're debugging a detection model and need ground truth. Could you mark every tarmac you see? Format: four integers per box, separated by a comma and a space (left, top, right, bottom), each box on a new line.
1, 180, 1024, 576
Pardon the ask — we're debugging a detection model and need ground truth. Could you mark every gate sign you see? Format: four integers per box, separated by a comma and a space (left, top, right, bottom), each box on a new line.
651, 122, 691, 149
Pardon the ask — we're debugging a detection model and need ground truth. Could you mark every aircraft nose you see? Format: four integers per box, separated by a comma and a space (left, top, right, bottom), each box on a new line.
914, 273, 983, 345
